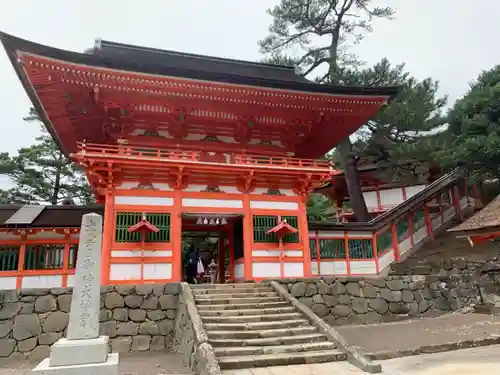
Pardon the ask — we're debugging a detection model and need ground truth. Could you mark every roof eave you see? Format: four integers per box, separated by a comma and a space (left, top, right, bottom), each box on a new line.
0, 32, 68, 155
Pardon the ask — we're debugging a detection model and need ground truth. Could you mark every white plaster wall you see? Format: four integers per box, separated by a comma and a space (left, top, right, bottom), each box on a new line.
399, 237, 412, 255
67, 275, 75, 287
380, 188, 404, 208
350, 261, 377, 275
431, 216, 442, 231
284, 263, 304, 277
114, 196, 173, 206
252, 250, 302, 257
319, 261, 347, 275
112, 250, 172, 257
22, 275, 63, 288
250, 201, 299, 210
405, 185, 426, 198
460, 197, 468, 209
143, 263, 172, 280
0, 277, 17, 289
110, 264, 141, 280
444, 207, 456, 222
182, 198, 243, 208
234, 263, 244, 279
252, 262, 280, 278
378, 250, 395, 271
363, 191, 378, 208
413, 227, 428, 245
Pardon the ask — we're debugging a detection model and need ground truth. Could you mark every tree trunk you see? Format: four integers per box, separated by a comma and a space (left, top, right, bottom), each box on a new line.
50, 155, 62, 205
337, 137, 370, 222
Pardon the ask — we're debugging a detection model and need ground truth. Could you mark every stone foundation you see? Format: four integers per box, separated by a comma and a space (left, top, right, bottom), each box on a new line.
274, 275, 479, 326
0, 283, 179, 359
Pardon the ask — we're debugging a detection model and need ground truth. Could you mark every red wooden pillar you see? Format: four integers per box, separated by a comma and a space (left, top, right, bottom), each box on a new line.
314, 231, 321, 275
242, 194, 253, 280
408, 213, 414, 248
424, 203, 434, 241
391, 223, 400, 262
372, 233, 379, 273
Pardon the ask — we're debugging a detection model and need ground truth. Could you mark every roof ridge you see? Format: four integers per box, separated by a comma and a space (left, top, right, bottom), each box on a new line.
95, 39, 297, 72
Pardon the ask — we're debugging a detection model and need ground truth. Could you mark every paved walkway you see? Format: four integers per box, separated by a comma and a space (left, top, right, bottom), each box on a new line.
0, 352, 190, 375
222, 345, 500, 375
336, 312, 500, 356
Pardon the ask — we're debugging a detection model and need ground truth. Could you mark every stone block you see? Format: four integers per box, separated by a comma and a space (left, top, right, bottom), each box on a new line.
32, 353, 119, 375
49, 336, 109, 367
158, 295, 177, 310
43, 311, 69, 333
0, 338, 15, 357
13, 314, 41, 340
129, 310, 146, 322
131, 335, 150, 351
124, 295, 142, 308
35, 295, 57, 313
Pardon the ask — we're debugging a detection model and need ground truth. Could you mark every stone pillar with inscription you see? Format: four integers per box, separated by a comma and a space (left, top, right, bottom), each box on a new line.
32, 213, 119, 375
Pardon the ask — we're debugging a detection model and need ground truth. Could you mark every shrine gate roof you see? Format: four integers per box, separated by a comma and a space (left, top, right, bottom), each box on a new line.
0, 32, 400, 158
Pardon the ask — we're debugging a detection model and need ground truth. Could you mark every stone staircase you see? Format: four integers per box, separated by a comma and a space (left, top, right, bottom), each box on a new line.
191, 283, 346, 370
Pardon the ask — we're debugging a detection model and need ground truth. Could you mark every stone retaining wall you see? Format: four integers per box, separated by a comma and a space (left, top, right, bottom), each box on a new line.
275, 275, 479, 326
390, 256, 500, 277
0, 283, 179, 359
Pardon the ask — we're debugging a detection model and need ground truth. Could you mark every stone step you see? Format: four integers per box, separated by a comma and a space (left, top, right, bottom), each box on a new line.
207, 326, 318, 339
209, 333, 328, 347
196, 301, 290, 310
199, 306, 296, 317
195, 296, 283, 305
202, 312, 303, 323
194, 292, 279, 300
214, 341, 336, 357
192, 286, 272, 295
217, 350, 346, 369
204, 319, 308, 331
190, 283, 258, 289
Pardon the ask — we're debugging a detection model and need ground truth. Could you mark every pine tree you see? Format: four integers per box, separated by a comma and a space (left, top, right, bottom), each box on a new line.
260, 2, 446, 221
0, 108, 92, 205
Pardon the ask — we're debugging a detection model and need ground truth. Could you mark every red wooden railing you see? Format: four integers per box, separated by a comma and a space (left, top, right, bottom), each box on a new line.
75, 142, 333, 171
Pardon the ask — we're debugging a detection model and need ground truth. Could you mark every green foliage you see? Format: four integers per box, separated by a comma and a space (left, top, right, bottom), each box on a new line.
259, 0, 394, 81
435, 65, 500, 180
307, 194, 336, 221
0, 108, 92, 205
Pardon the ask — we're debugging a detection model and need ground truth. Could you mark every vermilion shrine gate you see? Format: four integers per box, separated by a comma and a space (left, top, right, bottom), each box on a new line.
0, 32, 471, 288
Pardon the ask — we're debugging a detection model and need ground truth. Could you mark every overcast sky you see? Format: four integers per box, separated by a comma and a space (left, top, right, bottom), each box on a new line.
0, 0, 498, 156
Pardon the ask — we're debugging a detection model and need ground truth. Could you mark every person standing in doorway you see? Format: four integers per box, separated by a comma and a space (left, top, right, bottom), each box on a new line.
185, 245, 199, 284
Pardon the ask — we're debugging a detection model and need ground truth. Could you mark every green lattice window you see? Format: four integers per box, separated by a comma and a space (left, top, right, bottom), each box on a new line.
442, 190, 452, 204
412, 210, 426, 231
282, 216, 300, 243
68, 244, 78, 269
396, 218, 410, 241
348, 239, 373, 259
309, 238, 317, 259
115, 212, 171, 243
319, 239, 346, 259
24, 244, 65, 270
253, 216, 278, 243
0, 246, 19, 271
253, 215, 300, 243
145, 213, 171, 242
376, 228, 392, 255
